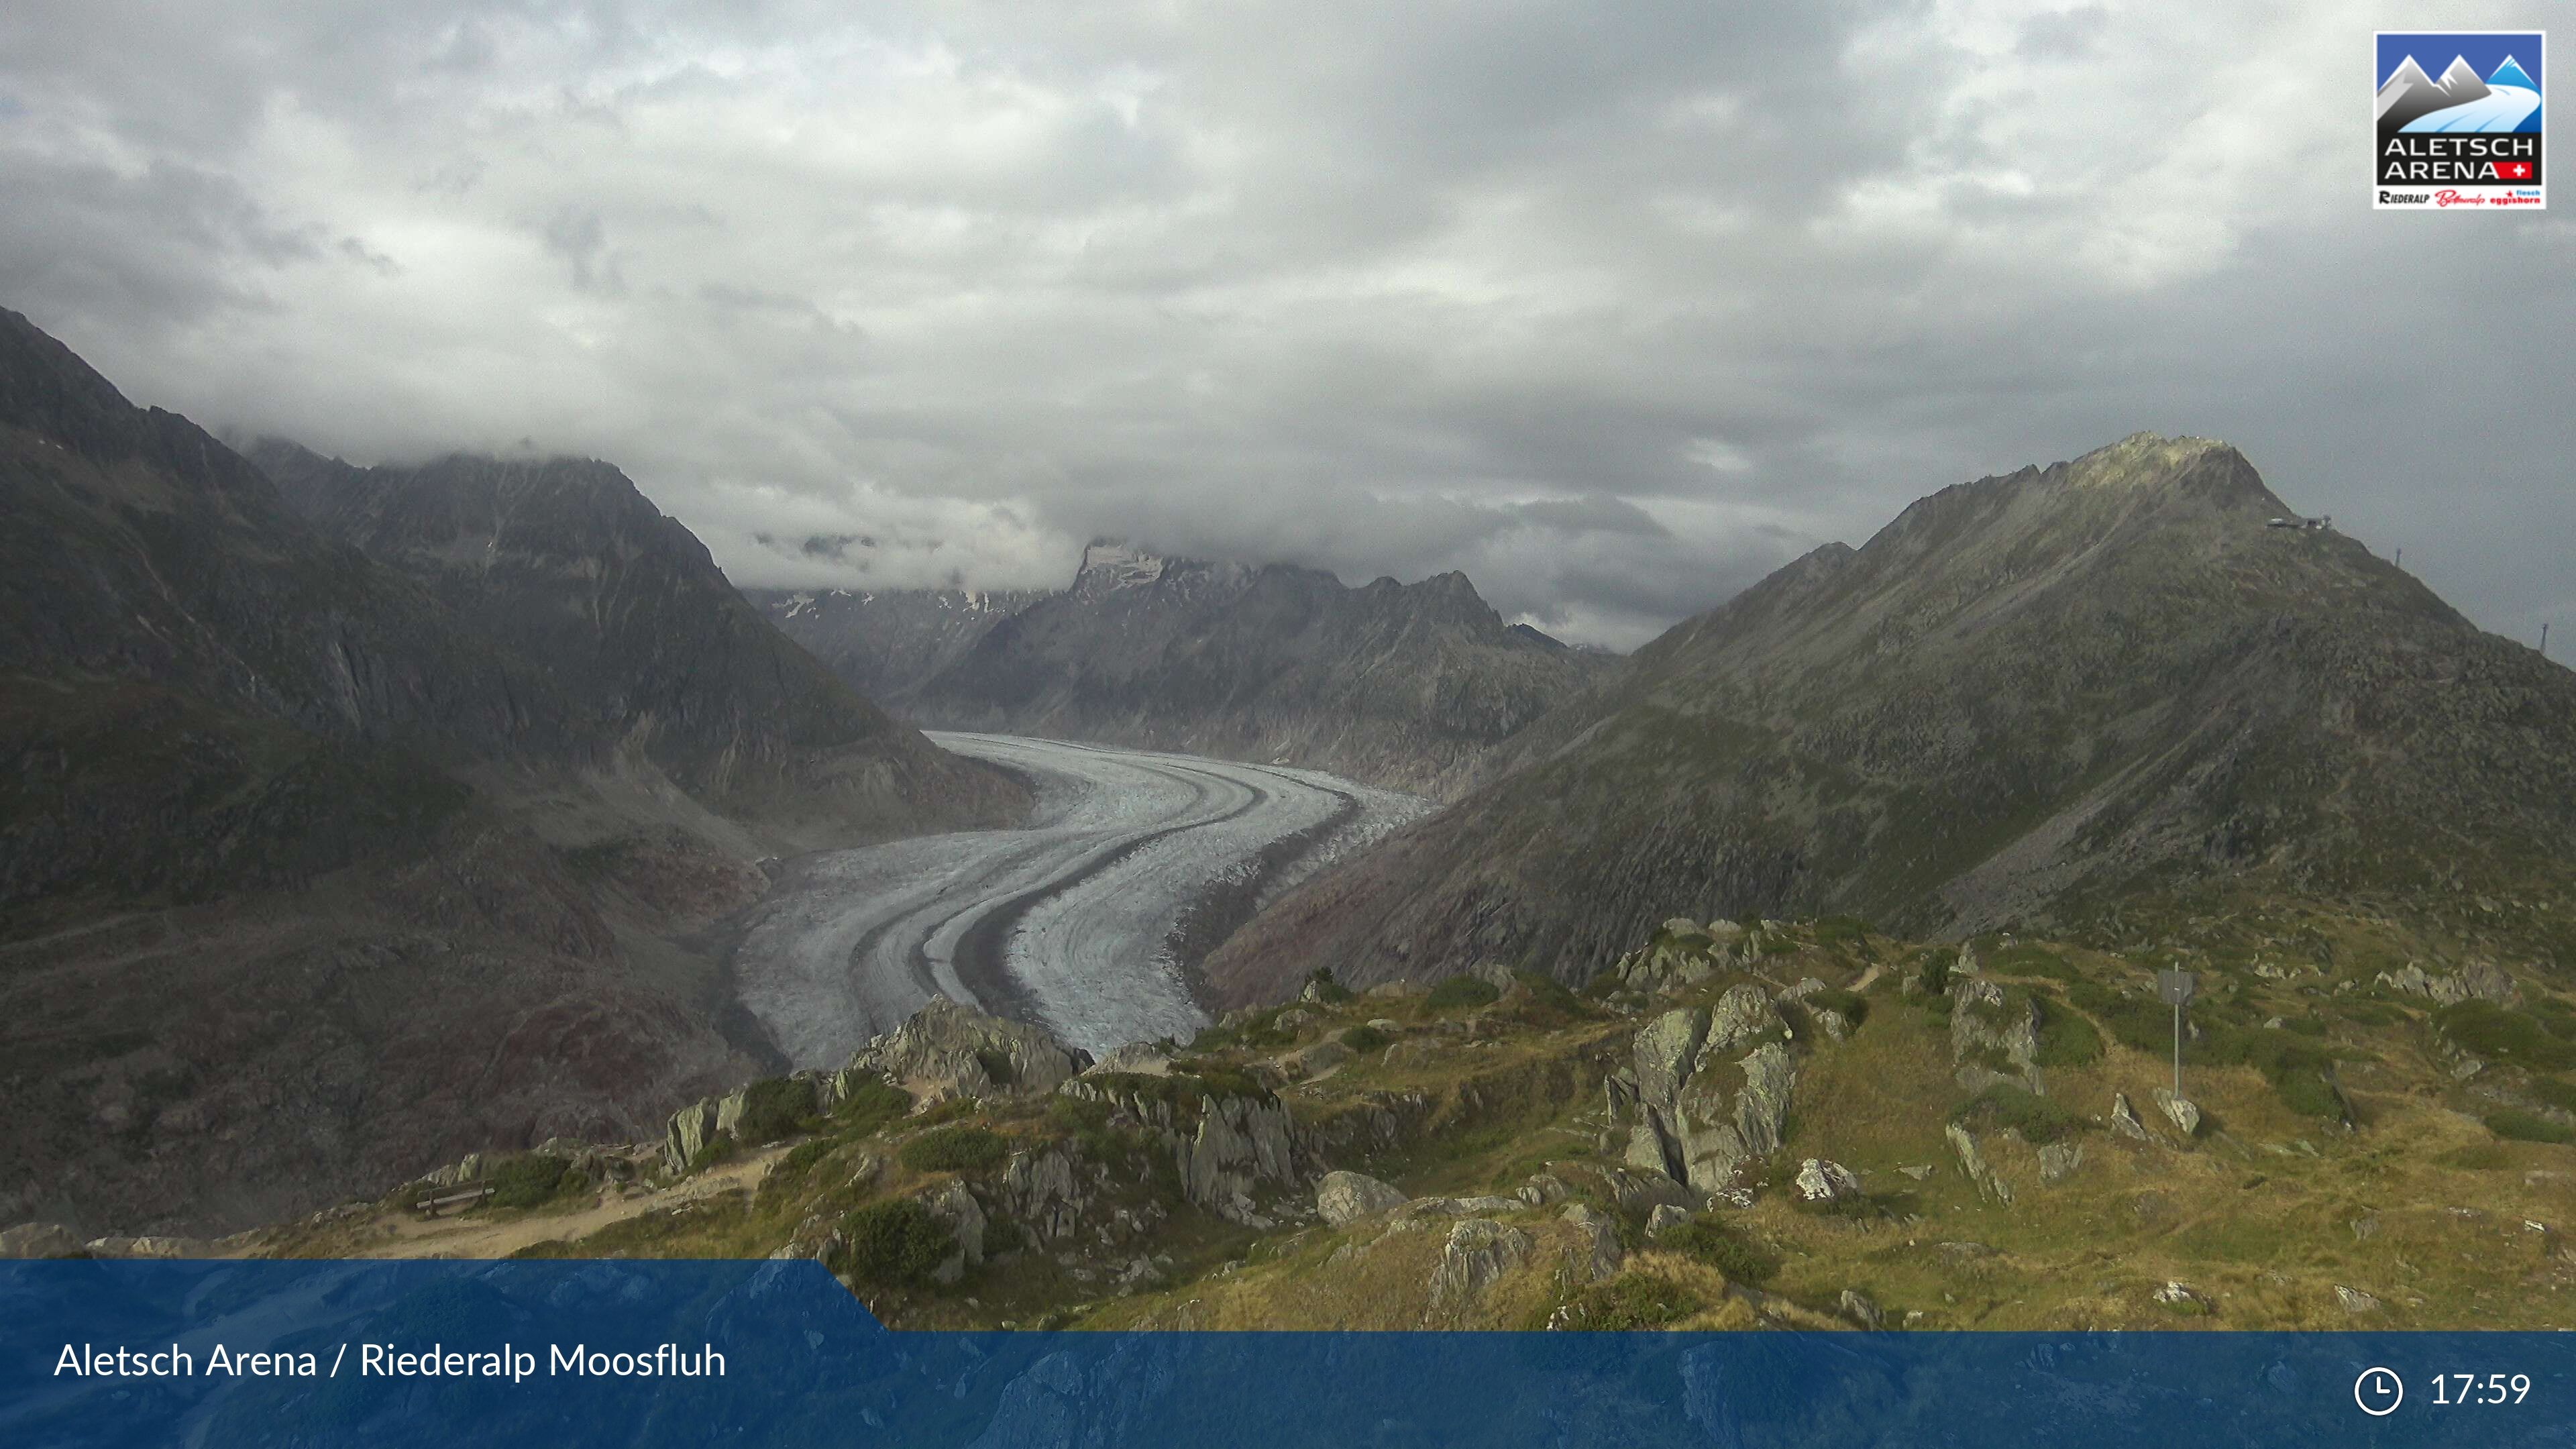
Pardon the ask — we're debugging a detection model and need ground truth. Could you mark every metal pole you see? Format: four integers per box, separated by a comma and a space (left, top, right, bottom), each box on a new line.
2394, 547, 2402, 569
2173, 1001, 2182, 1098
2544, 623, 2552, 657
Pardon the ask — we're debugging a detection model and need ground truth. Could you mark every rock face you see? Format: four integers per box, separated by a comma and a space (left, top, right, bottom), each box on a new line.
1946, 1124, 2013, 1203
2376, 961, 2520, 1006
1428, 1219, 1534, 1318
246, 439, 1026, 846
1053, 1076, 1303, 1226
0, 1222, 82, 1259
1206, 432, 2576, 998
1795, 1159, 1863, 1204
1316, 1171, 1408, 1225
1609, 995, 1796, 1194
2111, 1093, 2150, 1140
747, 585, 1053, 712
812, 541, 1605, 798
1950, 979, 2043, 1093
2153, 1088, 2202, 1137
843, 997, 1092, 1102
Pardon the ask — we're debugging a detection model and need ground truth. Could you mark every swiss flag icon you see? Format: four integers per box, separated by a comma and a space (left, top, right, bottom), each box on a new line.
2497, 160, 2535, 180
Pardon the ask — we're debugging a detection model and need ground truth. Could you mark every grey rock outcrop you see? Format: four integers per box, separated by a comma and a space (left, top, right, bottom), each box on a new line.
1, 1222, 84, 1259
2037, 1142, 2085, 1183
1316, 1171, 1408, 1225
1560, 1203, 1623, 1284
2153, 1087, 2202, 1137
2378, 960, 2518, 1006
1838, 1289, 1885, 1330
1646, 1203, 1692, 1239
1946, 1124, 2013, 1203
1610, 997, 1798, 1195
1794, 1158, 1862, 1205
2111, 1093, 2150, 1140
1428, 1219, 1534, 1318
845, 996, 1091, 1102
924, 1179, 988, 1285
1056, 1075, 1303, 1226
1951, 978, 2043, 1093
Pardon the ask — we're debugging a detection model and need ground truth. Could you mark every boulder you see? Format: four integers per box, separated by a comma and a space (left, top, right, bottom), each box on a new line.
1316, 1171, 1408, 1226
1086, 1042, 1174, 1076
1559, 1203, 1623, 1284
2335, 1285, 2382, 1315
2111, 1092, 2150, 1141
1646, 1203, 1692, 1240
843, 996, 1091, 1103
1275, 1008, 1318, 1033
2152, 1281, 2205, 1310
1706, 985, 1780, 1055
1428, 1219, 1534, 1317
1838, 1289, 1885, 1330
1794, 1158, 1862, 1205
2153, 1087, 2202, 1137
1517, 1173, 1572, 1208
0, 1222, 83, 1259
1946, 1124, 2012, 1204
1950, 978, 2042, 1093
924, 1180, 987, 1285
2037, 1142, 2085, 1183
1295, 1038, 1354, 1076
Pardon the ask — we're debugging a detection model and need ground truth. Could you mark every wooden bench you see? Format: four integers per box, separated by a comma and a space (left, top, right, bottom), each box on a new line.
413, 1183, 495, 1218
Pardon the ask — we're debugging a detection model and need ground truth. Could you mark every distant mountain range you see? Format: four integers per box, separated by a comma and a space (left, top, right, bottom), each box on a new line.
0, 310, 1024, 1236
1206, 433, 2576, 1004
751, 543, 1611, 797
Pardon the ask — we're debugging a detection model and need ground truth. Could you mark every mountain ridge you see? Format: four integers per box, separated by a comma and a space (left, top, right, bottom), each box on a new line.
1203, 433, 2576, 1005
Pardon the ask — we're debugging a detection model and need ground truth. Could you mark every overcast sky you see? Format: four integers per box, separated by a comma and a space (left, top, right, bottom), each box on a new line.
3, 1, 2567, 650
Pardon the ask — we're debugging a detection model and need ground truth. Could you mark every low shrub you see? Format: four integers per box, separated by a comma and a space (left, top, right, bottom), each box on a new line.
2527, 1077, 2576, 1114
1950, 1083, 2079, 1144
1805, 987, 1868, 1028
1340, 1025, 1391, 1054
487, 1153, 574, 1210
898, 1126, 1010, 1174
2486, 1109, 2575, 1145
835, 1199, 955, 1285
834, 1074, 915, 1136
1426, 975, 1502, 1012
736, 1077, 818, 1146
1305, 967, 1354, 1005
2436, 1002, 2576, 1071
686, 1133, 739, 1175
1547, 1274, 1702, 1330
1660, 1219, 1777, 1287
2032, 997, 2101, 1068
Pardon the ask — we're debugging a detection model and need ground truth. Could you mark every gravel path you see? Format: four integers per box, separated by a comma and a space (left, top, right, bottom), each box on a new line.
731, 734, 1430, 1065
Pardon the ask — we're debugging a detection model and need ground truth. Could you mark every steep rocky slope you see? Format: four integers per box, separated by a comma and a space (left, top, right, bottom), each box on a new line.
857, 542, 1607, 796
0, 312, 1022, 1236
1203, 434, 2576, 1002
231, 912, 2576, 1333
246, 440, 1024, 846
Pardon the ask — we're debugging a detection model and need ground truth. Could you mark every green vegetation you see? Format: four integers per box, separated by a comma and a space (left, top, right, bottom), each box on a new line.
1305, 967, 1354, 1005
486, 1154, 583, 1211
1547, 1274, 1703, 1330
898, 1126, 1010, 1174
1340, 1025, 1391, 1055
833, 1073, 914, 1135
1950, 1083, 2078, 1144
2436, 1002, 2576, 1071
1660, 1218, 1777, 1286
834, 1200, 955, 1285
1805, 987, 1868, 1028
1426, 975, 1502, 1012
735, 1078, 818, 1146
2486, 1110, 2575, 1145
2031, 996, 2101, 1068
686, 1134, 739, 1175
2526, 1078, 2576, 1114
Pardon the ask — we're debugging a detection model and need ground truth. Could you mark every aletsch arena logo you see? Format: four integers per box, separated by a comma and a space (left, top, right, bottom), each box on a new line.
2375, 31, 2545, 209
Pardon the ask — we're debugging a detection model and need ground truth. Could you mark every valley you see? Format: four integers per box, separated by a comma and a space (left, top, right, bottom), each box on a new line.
731, 733, 1431, 1067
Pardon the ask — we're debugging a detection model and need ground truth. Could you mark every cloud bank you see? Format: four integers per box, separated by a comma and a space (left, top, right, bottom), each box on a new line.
3, 1, 2568, 649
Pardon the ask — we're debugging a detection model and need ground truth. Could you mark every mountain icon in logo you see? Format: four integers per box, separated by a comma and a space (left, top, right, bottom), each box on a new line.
2379, 52, 2541, 137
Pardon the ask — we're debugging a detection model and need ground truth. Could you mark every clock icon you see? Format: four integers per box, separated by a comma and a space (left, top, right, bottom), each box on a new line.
2355, 1366, 2404, 1417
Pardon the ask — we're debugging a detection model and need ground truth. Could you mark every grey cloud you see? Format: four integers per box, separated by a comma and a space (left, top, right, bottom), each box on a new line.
0, 1, 2568, 653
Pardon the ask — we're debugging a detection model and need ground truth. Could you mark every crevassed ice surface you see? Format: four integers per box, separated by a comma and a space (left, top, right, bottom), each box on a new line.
733, 733, 1432, 1065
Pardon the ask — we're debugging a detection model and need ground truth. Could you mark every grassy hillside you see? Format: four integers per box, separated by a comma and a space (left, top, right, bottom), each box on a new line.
252, 911, 2576, 1332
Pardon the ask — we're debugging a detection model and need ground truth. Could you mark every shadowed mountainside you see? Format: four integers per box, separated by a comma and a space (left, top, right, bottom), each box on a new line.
0, 310, 1022, 1236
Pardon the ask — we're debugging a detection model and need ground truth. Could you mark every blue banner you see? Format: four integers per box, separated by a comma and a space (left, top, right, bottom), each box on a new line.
3, 1260, 2570, 1446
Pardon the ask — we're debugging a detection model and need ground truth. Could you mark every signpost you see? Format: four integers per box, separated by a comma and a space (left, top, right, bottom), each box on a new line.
2156, 969, 2197, 1099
